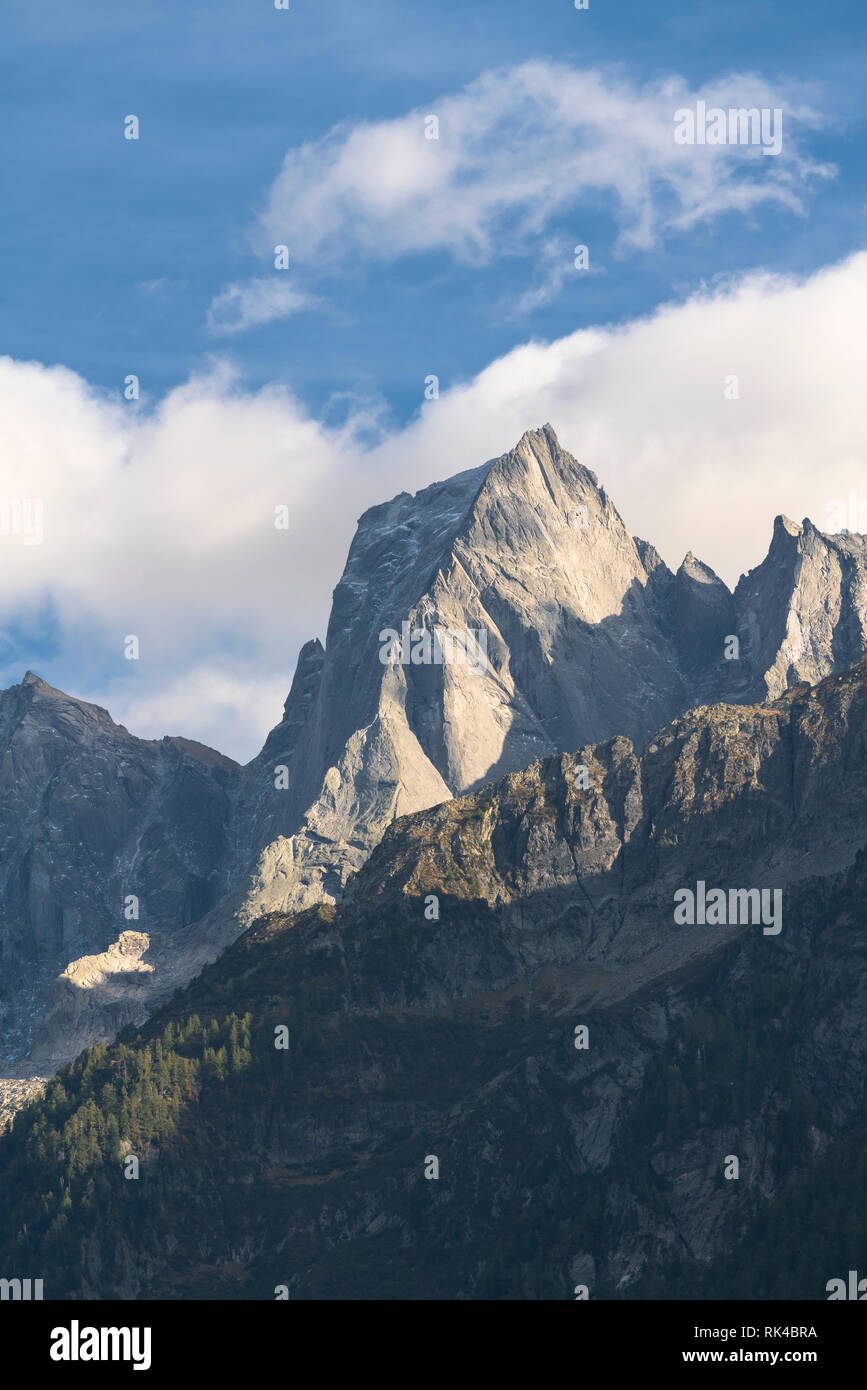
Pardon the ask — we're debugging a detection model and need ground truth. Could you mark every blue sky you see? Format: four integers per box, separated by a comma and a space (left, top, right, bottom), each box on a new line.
3, 0, 865, 421
2, 1, 867, 759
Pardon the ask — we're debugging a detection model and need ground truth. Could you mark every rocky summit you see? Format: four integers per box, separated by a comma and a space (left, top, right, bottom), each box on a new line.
1, 425, 866, 1094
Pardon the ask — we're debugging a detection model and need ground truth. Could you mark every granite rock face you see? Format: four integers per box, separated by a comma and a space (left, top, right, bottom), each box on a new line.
239, 425, 867, 921
733, 513, 867, 699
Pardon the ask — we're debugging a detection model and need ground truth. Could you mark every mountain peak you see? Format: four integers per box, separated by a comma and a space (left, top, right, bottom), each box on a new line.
773, 514, 802, 539
10, 670, 115, 726
245, 426, 867, 924
491, 421, 599, 494
21, 669, 50, 689
514, 421, 562, 457
677, 552, 726, 587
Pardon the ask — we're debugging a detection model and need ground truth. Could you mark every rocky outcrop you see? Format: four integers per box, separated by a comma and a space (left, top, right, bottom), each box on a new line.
29, 931, 155, 1069
0, 1076, 46, 1136
733, 514, 867, 698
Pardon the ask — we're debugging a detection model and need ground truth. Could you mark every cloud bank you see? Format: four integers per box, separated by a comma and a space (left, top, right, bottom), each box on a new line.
3, 252, 866, 760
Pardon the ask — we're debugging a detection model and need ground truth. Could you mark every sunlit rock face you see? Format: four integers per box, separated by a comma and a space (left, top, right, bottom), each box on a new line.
238, 424, 867, 921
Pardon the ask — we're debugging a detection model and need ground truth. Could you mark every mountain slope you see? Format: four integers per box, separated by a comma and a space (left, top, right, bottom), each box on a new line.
2, 660, 866, 1298
0, 673, 241, 1064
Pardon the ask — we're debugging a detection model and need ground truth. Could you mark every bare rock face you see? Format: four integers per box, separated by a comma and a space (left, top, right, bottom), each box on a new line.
2, 424, 867, 1081
0, 1077, 46, 1135
734, 515, 867, 699
238, 425, 692, 921
672, 551, 737, 682
0, 675, 241, 1061
237, 426, 867, 922
28, 932, 154, 1069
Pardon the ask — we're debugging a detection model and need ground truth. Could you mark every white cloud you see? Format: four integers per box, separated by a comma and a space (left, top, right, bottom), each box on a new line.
508, 237, 605, 318
3, 252, 867, 761
100, 665, 289, 761
254, 61, 833, 268
206, 278, 318, 334
368, 254, 867, 596
0, 357, 367, 760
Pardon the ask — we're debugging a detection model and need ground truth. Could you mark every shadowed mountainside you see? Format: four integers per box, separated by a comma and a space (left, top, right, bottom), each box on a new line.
1, 660, 866, 1298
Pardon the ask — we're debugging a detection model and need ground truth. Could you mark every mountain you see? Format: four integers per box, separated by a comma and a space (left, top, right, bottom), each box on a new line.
2, 425, 866, 1087
0, 674, 241, 1067
237, 425, 867, 929
2, 659, 866, 1298
733, 512, 867, 698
